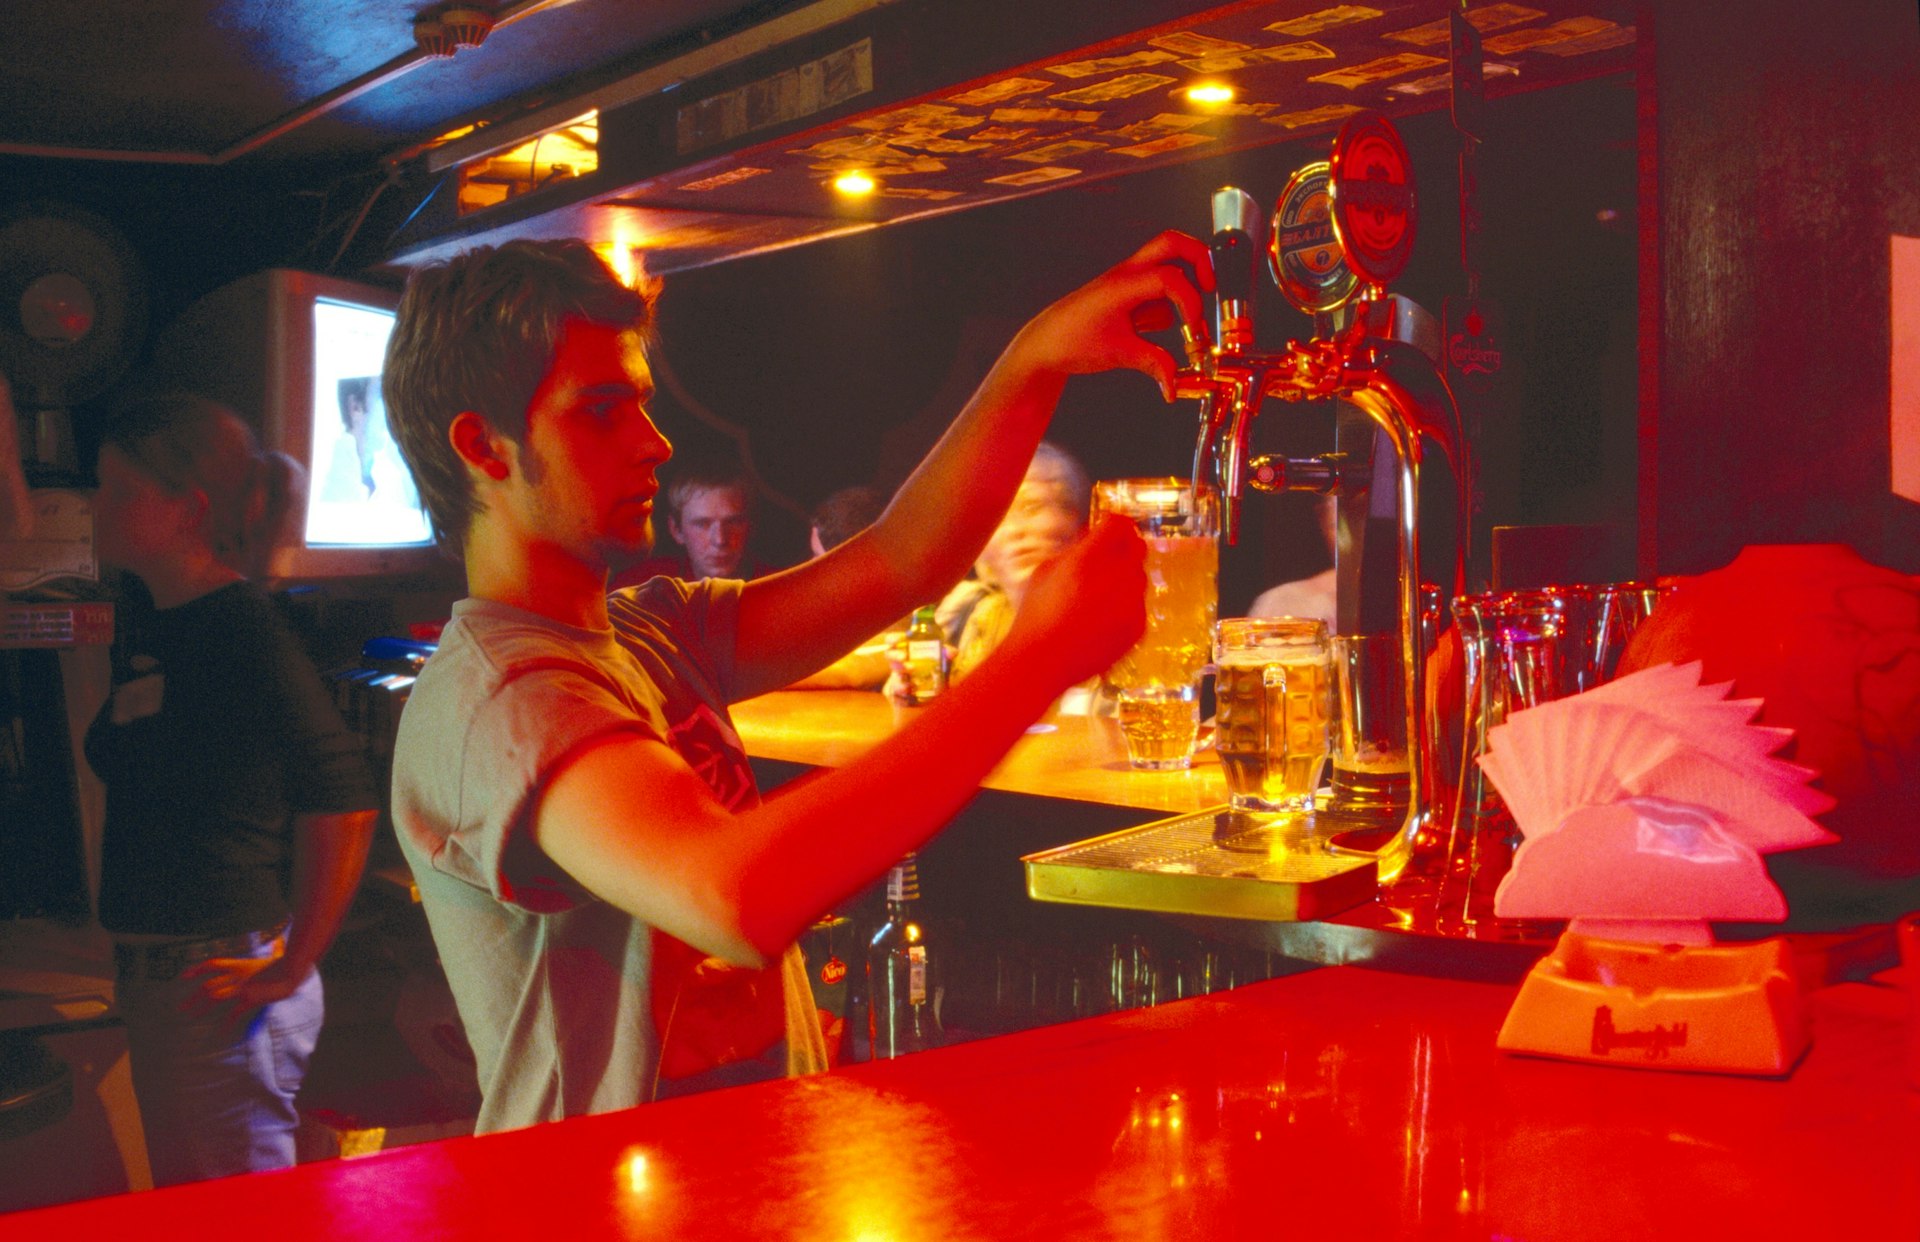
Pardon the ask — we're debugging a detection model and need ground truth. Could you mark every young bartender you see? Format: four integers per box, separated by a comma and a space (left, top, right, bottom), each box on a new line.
382, 232, 1209, 1132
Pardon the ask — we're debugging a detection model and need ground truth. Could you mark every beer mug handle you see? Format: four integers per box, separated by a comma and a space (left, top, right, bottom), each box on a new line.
1197, 660, 1218, 739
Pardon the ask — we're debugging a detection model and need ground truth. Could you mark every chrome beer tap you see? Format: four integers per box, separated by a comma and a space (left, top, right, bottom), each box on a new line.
1172, 115, 1475, 884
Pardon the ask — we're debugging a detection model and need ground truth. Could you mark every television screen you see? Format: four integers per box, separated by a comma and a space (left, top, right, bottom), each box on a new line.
305, 298, 431, 549
154, 269, 446, 582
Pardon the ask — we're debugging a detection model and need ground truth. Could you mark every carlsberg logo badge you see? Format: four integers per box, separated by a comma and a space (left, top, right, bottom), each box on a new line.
1448, 333, 1501, 375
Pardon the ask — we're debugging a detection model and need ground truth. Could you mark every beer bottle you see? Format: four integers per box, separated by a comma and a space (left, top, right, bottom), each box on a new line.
866, 852, 945, 1058
902, 605, 948, 705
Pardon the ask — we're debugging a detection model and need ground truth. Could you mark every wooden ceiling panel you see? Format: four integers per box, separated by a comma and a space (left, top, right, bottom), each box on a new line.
386, 0, 1636, 273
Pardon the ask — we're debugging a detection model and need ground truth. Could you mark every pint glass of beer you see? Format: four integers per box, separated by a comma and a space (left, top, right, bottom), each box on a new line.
1213, 617, 1332, 812
1093, 478, 1219, 770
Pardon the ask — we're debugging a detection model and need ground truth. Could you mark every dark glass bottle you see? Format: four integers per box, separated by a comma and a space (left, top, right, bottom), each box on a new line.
866, 852, 945, 1058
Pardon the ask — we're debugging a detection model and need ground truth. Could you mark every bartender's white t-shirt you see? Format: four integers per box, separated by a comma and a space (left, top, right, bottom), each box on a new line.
391, 577, 825, 1134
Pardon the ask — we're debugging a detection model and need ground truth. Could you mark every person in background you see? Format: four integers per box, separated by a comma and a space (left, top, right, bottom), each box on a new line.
1250, 491, 1338, 631
85, 394, 378, 1185
611, 462, 764, 587
381, 233, 1202, 1132
787, 485, 897, 690
667, 465, 757, 579
944, 440, 1091, 686
808, 484, 887, 559
791, 447, 1091, 696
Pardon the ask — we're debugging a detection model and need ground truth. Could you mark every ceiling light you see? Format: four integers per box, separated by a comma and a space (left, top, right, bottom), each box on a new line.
833, 171, 877, 196
1185, 83, 1235, 105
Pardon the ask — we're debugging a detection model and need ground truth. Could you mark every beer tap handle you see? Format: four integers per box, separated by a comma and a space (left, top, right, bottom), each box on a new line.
1210, 187, 1262, 355
1205, 186, 1261, 545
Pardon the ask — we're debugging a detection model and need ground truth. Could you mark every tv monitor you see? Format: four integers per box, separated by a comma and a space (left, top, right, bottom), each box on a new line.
153, 269, 442, 583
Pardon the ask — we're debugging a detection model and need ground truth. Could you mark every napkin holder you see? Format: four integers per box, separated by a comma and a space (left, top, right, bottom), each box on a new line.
1497, 928, 1808, 1075
1476, 664, 1836, 1076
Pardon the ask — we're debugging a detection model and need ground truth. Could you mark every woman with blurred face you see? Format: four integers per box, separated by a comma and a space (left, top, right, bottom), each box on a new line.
951, 442, 1090, 683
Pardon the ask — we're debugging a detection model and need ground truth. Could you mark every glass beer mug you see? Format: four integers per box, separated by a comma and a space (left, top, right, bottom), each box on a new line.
1212, 617, 1332, 814
1093, 478, 1220, 771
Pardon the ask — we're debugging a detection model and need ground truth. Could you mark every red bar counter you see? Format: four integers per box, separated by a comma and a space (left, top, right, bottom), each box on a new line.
8, 966, 1914, 1239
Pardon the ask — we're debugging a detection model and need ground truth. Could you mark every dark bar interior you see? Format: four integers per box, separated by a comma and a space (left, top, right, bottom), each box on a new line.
1, 1, 1916, 1235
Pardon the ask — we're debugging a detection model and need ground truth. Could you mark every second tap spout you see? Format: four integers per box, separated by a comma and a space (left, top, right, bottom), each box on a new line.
1217, 370, 1266, 546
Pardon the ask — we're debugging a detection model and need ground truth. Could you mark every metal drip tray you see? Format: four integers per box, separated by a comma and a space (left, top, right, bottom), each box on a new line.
1024, 807, 1378, 922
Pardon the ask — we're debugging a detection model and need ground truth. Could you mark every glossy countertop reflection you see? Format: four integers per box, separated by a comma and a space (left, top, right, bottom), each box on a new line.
10, 968, 1914, 1239
732, 689, 1230, 815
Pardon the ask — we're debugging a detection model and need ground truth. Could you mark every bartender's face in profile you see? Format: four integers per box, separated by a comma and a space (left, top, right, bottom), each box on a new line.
512, 319, 672, 566
671, 485, 752, 579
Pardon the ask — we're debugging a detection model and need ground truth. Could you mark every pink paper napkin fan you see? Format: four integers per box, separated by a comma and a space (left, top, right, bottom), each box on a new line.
1482, 662, 1836, 941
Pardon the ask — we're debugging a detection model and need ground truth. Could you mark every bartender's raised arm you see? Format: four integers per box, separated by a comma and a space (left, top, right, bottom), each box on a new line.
728, 231, 1212, 699
537, 511, 1146, 967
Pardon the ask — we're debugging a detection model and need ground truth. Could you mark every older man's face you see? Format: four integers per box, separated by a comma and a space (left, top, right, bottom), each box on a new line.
669, 484, 752, 578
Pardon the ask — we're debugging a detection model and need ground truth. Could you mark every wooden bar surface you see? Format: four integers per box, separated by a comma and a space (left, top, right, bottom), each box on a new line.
9, 968, 1913, 1240
730, 689, 1230, 816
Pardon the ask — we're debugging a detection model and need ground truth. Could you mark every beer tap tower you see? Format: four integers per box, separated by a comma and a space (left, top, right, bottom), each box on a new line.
1175, 113, 1473, 884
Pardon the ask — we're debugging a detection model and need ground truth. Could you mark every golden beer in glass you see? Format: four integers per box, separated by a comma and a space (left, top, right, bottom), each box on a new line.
1093, 479, 1219, 770
1213, 617, 1331, 812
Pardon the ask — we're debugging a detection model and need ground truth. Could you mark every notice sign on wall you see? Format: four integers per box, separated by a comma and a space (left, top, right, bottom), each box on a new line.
0, 489, 95, 590
1894, 234, 1920, 505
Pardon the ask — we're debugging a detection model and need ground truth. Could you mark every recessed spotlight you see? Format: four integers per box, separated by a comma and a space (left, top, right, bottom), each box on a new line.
833, 171, 877, 196
1185, 83, 1235, 105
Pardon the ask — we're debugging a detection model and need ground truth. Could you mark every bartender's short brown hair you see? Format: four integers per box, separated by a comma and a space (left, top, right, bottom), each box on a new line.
383, 239, 660, 556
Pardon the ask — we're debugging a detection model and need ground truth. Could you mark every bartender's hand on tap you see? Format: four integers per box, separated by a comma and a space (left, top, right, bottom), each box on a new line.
1000, 513, 1148, 687
1004, 230, 1214, 402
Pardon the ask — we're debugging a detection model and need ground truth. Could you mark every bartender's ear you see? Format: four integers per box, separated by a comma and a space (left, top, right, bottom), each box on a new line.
448, 411, 512, 482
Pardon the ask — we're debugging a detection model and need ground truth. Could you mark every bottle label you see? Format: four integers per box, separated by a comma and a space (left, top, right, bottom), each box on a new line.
908, 639, 942, 663
908, 945, 927, 1005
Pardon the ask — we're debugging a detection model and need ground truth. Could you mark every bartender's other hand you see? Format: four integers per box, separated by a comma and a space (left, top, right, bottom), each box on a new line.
181, 953, 311, 1032
1007, 230, 1213, 402
1007, 514, 1146, 685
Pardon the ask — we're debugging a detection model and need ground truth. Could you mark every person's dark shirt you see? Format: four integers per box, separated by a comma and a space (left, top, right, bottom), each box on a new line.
86, 581, 378, 937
